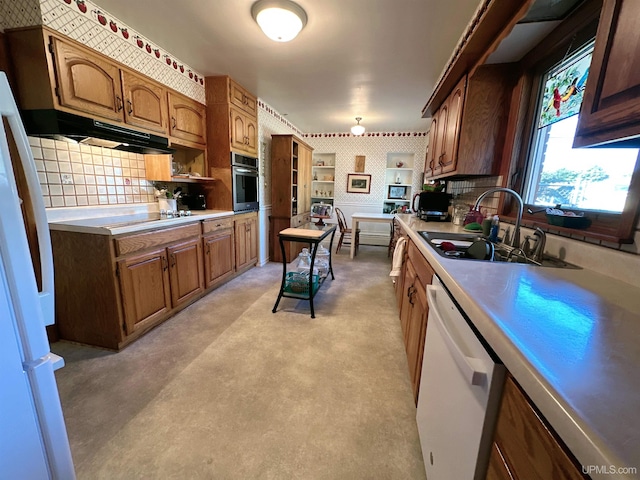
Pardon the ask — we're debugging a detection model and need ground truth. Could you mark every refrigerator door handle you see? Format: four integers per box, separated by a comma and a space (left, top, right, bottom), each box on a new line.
0, 75, 55, 325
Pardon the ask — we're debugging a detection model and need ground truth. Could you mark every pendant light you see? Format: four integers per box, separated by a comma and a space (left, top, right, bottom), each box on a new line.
351, 117, 365, 136
251, 0, 308, 42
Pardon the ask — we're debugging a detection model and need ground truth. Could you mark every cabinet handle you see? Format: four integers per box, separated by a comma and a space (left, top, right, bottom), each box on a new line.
161, 256, 168, 271
116, 96, 123, 112
406, 283, 414, 298
170, 253, 176, 268
206, 244, 210, 255
172, 116, 177, 129
126, 99, 133, 115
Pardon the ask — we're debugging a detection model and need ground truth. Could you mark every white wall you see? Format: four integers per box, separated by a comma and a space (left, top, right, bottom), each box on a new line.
306, 134, 428, 245
256, 102, 429, 261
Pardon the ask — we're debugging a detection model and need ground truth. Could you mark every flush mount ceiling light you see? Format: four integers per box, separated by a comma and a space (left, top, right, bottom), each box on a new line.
251, 0, 308, 42
351, 117, 365, 136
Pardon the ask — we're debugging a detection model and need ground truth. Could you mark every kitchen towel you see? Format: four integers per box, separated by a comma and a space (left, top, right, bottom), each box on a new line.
389, 237, 406, 278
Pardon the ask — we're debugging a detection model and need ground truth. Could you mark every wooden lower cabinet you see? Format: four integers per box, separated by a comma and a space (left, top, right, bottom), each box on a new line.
51, 214, 256, 350
405, 276, 428, 399
118, 248, 172, 336
487, 375, 587, 480
167, 238, 204, 307
235, 213, 258, 270
203, 225, 235, 288
397, 237, 435, 403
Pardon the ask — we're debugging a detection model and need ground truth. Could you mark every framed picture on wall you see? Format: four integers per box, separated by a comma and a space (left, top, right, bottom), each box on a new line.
388, 185, 407, 199
346, 174, 371, 194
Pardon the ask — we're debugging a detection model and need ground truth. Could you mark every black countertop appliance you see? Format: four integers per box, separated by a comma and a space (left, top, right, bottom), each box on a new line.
412, 191, 452, 221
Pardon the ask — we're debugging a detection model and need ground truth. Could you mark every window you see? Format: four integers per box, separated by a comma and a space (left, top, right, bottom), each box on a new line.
523, 42, 639, 214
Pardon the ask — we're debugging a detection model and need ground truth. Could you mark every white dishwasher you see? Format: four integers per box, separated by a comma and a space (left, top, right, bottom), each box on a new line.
416, 275, 505, 480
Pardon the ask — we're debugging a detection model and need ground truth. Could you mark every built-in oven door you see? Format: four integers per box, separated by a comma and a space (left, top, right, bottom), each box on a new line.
232, 165, 259, 212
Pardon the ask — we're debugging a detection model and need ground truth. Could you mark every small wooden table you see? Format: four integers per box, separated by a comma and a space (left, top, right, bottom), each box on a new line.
272, 223, 337, 318
350, 213, 395, 259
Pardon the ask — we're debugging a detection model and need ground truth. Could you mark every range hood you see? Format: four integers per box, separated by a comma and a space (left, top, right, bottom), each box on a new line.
21, 110, 173, 154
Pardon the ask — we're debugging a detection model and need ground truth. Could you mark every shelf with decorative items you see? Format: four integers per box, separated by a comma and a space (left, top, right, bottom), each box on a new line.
383, 153, 415, 213
311, 153, 336, 206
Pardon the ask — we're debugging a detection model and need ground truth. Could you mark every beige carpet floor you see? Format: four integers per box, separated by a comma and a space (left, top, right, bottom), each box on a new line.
53, 245, 426, 479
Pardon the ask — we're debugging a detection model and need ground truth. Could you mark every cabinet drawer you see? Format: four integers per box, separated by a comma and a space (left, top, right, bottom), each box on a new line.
407, 240, 435, 286
115, 223, 201, 256
202, 217, 234, 235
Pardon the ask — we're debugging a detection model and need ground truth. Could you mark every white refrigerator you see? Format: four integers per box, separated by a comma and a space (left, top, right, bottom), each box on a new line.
0, 72, 75, 478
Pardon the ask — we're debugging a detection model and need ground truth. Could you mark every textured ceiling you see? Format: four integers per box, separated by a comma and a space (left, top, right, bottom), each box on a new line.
93, 0, 484, 133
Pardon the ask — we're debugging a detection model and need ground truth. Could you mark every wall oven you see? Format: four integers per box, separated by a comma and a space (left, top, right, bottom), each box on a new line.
231, 152, 259, 212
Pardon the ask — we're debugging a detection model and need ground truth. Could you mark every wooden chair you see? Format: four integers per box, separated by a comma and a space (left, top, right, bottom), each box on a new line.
335, 207, 360, 255
388, 218, 396, 257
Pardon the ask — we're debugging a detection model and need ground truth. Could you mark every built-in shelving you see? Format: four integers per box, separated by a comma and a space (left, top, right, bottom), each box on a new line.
311, 153, 336, 206
383, 153, 415, 213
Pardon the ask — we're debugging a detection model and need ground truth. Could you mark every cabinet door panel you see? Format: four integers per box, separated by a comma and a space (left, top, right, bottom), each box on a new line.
574, 0, 640, 146
493, 377, 586, 480
425, 115, 439, 177
168, 92, 206, 145
204, 229, 235, 288
247, 217, 258, 264
121, 70, 168, 134
486, 443, 515, 480
245, 116, 258, 155
235, 219, 248, 269
406, 277, 427, 402
433, 102, 449, 176
168, 238, 204, 307
441, 77, 466, 174
118, 248, 171, 335
51, 37, 123, 121
230, 81, 257, 116
399, 258, 416, 344
230, 107, 247, 153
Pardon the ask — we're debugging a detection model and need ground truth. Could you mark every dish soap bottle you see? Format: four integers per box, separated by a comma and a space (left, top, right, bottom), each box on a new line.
489, 215, 500, 243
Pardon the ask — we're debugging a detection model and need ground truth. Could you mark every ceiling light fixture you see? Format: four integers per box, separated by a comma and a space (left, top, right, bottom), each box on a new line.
251, 0, 308, 42
351, 117, 365, 136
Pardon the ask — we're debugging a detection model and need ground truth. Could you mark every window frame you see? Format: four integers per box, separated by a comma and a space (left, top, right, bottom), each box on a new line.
502, 1, 640, 243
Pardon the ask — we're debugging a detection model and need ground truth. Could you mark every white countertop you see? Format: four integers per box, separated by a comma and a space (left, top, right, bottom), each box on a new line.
395, 214, 640, 479
48, 209, 235, 236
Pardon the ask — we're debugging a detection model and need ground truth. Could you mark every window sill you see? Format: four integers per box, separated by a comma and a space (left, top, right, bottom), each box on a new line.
500, 213, 634, 245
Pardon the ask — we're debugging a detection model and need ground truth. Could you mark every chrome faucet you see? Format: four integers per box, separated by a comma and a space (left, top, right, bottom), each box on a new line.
473, 187, 523, 248
522, 227, 546, 264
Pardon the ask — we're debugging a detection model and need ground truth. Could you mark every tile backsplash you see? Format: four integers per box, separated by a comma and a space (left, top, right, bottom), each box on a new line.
29, 137, 156, 207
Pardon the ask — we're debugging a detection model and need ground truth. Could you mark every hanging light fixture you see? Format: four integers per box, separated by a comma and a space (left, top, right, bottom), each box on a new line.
251, 0, 308, 42
351, 117, 365, 136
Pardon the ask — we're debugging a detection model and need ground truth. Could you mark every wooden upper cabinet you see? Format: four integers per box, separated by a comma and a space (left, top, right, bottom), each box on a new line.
574, 0, 640, 147
230, 106, 258, 156
440, 77, 466, 175
168, 91, 206, 146
229, 80, 257, 116
121, 70, 168, 134
425, 66, 514, 179
50, 37, 123, 122
425, 115, 439, 177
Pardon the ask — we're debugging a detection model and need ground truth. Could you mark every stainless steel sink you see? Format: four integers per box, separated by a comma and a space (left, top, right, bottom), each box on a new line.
418, 231, 580, 269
